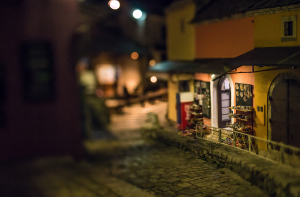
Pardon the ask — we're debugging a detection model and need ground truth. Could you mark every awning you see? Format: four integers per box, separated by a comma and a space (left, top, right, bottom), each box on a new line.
212, 47, 300, 81
149, 58, 234, 74
227, 47, 300, 67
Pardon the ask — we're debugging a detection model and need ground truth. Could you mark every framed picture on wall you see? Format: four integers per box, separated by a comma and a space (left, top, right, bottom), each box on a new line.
235, 83, 253, 106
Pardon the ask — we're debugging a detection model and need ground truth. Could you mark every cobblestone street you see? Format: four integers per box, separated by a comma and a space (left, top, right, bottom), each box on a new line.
89, 101, 269, 196
1, 101, 270, 197
106, 142, 268, 197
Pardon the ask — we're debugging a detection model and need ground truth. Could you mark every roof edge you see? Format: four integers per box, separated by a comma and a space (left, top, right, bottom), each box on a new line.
191, 3, 300, 25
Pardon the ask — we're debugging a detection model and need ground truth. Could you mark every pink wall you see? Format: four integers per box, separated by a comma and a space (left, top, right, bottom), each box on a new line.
195, 17, 254, 58
229, 66, 255, 107
0, 0, 83, 160
195, 73, 211, 82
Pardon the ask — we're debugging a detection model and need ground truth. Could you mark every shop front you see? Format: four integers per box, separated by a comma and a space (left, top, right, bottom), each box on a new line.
226, 46, 300, 148
150, 58, 239, 136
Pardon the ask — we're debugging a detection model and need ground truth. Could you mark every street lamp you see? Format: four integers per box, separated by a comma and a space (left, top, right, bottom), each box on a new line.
131, 52, 139, 59
149, 60, 156, 66
132, 9, 143, 19
108, 0, 120, 10
150, 76, 157, 83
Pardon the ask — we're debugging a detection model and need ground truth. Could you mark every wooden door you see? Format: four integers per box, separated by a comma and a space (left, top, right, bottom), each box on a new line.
287, 79, 300, 147
218, 77, 231, 128
271, 79, 300, 147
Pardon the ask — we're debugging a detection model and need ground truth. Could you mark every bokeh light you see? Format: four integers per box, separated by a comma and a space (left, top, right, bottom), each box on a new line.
150, 76, 157, 83
96, 89, 104, 97
131, 52, 139, 59
108, 0, 120, 10
132, 9, 143, 19
149, 60, 156, 66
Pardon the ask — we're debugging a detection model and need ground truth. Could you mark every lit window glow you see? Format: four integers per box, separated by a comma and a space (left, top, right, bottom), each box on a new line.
131, 52, 139, 59
149, 60, 156, 66
150, 76, 157, 83
133, 9, 143, 19
96, 64, 116, 85
108, 0, 120, 10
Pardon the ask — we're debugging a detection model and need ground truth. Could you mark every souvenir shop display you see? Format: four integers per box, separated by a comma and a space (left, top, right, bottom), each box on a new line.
180, 97, 203, 137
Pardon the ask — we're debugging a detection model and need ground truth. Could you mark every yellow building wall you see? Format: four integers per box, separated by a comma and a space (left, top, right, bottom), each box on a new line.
254, 11, 300, 139
255, 10, 300, 47
166, 3, 195, 60
167, 75, 194, 122
168, 80, 178, 122
166, 2, 195, 122
254, 67, 300, 139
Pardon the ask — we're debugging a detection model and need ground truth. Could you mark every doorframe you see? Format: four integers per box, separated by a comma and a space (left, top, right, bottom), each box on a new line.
211, 74, 234, 128
217, 76, 231, 128
267, 73, 300, 141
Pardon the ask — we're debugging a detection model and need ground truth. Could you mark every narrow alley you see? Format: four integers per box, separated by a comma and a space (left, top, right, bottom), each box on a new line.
1, 101, 268, 197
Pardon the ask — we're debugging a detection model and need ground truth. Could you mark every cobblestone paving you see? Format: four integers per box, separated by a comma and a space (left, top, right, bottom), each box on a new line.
108, 143, 268, 197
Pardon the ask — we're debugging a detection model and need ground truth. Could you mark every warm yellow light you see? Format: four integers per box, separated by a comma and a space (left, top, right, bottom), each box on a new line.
149, 60, 156, 66
211, 74, 215, 78
131, 52, 139, 60
108, 0, 120, 10
150, 76, 157, 83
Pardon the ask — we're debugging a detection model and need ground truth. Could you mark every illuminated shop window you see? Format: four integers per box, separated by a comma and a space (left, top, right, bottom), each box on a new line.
96, 64, 116, 85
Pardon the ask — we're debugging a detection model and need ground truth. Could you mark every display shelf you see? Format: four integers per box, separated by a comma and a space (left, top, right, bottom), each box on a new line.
229, 106, 254, 135
236, 129, 253, 133
229, 107, 254, 112
235, 117, 252, 121
185, 101, 203, 137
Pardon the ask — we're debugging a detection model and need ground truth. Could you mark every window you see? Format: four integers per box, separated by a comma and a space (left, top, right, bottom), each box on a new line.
281, 15, 297, 42
284, 21, 293, 36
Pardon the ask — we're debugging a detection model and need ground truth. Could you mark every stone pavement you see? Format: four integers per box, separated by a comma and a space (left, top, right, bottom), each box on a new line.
108, 143, 268, 197
152, 130, 300, 197
0, 157, 155, 197
1, 101, 298, 197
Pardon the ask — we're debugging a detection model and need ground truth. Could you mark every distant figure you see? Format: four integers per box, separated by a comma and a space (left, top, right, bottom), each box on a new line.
77, 60, 111, 139
123, 86, 129, 99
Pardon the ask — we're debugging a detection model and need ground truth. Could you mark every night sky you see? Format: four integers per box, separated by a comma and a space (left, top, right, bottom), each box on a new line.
125, 0, 175, 15
86, 0, 175, 15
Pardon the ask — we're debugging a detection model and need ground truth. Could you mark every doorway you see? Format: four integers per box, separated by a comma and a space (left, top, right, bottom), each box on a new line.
218, 76, 231, 128
269, 74, 300, 147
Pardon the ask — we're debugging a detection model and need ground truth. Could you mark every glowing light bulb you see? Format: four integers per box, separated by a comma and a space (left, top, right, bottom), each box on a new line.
108, 0, 120, 10
132, 9, 143, 19
131, 52, 139, 60
150, 76, 157, 83
149, 60, 156, 66
211, 74, 215, 78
